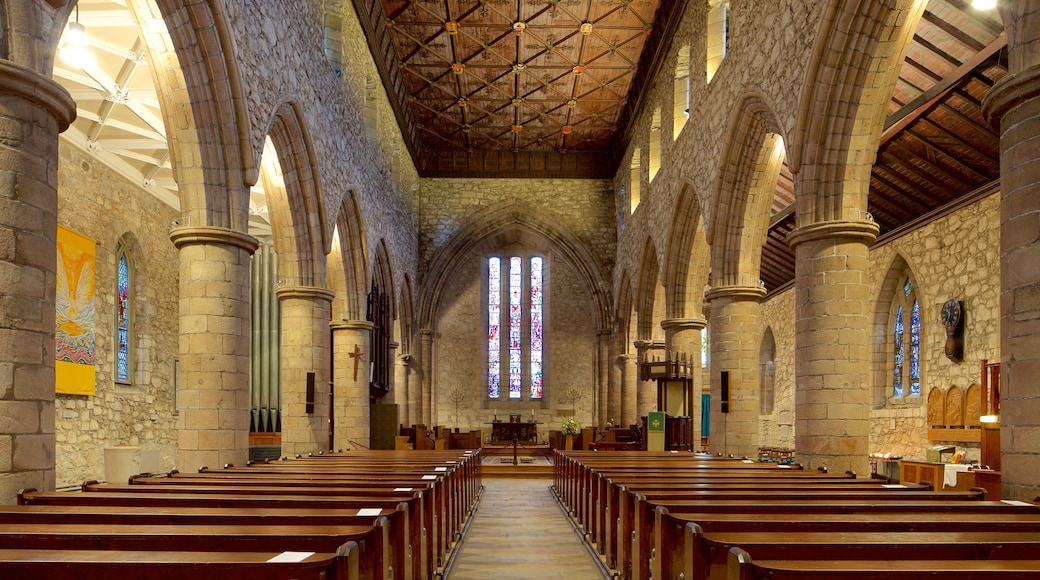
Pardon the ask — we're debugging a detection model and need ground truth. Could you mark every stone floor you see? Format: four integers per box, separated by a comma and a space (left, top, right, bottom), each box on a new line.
446, 477, 606, 579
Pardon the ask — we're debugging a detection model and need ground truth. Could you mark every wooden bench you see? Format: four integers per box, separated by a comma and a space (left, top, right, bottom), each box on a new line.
728, 547, 1040, 580
0, 544, 359, 580
689, 527, 1040, 580
4, 499, 414, 580
655, 506, 1040, 580
0, 521, 383, 579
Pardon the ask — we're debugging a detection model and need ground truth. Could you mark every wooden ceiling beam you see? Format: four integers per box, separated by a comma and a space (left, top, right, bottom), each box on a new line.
882, 33, 1005, 145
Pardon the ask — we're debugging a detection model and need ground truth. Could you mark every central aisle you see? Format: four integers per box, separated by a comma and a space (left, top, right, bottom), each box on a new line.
446, 477, 606, 579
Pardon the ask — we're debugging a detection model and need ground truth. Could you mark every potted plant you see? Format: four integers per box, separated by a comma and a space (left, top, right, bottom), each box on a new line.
561, 418, 580, 450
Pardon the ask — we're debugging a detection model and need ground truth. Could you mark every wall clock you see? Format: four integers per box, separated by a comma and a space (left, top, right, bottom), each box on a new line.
941, 299, 963, 361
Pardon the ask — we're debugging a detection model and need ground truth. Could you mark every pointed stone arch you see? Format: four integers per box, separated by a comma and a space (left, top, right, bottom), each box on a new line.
663, 183, 710, 320
329, 191, 368, 321
146, 0, 256, 231
418, 202, 611, 333
616, 269, 634, 354
791, 0, 926, 226
264, 101, 330, 288
708, 90, 786, 289
373, 238, 396, 321
635, 237, 662, 341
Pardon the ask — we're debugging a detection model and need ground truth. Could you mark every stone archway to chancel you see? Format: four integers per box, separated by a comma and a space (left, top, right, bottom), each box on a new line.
417, 202, 613, 435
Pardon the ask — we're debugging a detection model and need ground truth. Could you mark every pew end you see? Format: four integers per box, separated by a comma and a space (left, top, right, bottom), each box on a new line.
336, 540, 361, 580
728, 547, 754, 580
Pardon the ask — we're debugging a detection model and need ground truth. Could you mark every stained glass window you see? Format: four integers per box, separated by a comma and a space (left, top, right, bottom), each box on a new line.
116, 245, 131, 383
488, 257, 501, 398
893, 304, 904, 398
910, 299, 921, 397
530, 257, 543, 399
488, 254, 547, 400
508, 257, 522, 399
890, 271, 922, 400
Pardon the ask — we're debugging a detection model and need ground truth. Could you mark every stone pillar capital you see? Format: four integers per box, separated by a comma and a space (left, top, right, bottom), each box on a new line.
660, 317, 708, 331
389, 341, 399, 350
397, 353, 413, 363
983, 63, 1040, 125
597, 328, 614, 339
170, 225, 260, 253
419, 328, 434, 338
704, 285, 767, 303
275, 285, 335, 302
787, 219, 878, 249
330, 319, 374, 332
0, 60, 76, 130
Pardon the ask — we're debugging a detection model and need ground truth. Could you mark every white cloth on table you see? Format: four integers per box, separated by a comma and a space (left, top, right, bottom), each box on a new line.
943, 463, 971, 488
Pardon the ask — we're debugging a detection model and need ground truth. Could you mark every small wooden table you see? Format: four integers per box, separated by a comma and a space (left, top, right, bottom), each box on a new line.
488, 421, 538, 443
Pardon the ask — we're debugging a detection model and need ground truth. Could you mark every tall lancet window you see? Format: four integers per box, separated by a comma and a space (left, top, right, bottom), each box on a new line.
488, 254, 547, 400
115, 243, 132, 383
529, 257, 544, 399
488, 257, 502, 398
892, 277, 921, 398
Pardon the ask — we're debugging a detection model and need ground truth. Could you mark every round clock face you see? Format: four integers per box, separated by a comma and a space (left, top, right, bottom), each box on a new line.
942, 300, 961, 327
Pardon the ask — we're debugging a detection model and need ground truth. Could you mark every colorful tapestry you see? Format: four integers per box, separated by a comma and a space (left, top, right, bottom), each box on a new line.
56, 225, 96, 395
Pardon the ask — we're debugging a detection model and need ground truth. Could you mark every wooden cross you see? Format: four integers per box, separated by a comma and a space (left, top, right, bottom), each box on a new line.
349, 344, 364, 381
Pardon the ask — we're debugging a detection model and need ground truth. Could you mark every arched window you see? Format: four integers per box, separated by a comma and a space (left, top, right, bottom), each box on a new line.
488, 254, 547, 400
115, 242, 132, 384
706, 1, 729, 83
629, 149, 641, 214
648, 109, 662, 182
673, 45, 691, 137
891, 276, 921, 399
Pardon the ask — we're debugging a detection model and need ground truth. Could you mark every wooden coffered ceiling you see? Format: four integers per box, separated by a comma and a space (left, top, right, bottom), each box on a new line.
354, 0, 687, 177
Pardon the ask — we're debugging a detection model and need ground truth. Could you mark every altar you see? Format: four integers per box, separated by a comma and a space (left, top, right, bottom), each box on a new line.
488, 421, 539, 443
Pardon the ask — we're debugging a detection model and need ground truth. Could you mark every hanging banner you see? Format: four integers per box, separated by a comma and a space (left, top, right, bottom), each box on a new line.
56, 225, 96, 396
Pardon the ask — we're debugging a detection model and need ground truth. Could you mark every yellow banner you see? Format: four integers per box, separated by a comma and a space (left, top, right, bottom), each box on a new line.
56, 225, 96, 396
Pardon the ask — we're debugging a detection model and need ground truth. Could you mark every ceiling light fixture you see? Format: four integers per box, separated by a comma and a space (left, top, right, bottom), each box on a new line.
971, 0, 996, 9
61, 4, 93, 68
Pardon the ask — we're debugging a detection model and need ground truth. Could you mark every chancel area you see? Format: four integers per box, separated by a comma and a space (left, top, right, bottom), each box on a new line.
0, 0, 1039, 576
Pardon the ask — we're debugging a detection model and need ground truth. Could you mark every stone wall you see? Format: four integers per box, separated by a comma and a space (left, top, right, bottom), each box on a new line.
54, 143, 180, 488
759, 193, 1000, 463
416, 178, 615, 279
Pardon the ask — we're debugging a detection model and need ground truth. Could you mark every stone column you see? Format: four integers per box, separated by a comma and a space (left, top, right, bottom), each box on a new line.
788, 221, 877, 475
276, 285, 334, 457
982, 0, 1040, 502
608, 353, 622, 426
419, 329, 434, 426
170, 227, 259, 471
386, 340, 399, 406
0, 61, 76, 503
330, 320, 373, 450
633, 340, 654, 418
661, 317, 707, 445
406, 356, 421, 428
705, 286, 765, 458
596, 330, 612, 428
620, 353, 639, 427
395, 353, 411, 426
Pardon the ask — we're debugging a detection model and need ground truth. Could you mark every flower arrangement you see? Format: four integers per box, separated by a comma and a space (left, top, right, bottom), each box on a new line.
561, 418, 581, 436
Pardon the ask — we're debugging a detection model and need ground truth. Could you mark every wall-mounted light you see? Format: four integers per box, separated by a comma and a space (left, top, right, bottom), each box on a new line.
980, 414, 999, 424
972, 0, 996, 10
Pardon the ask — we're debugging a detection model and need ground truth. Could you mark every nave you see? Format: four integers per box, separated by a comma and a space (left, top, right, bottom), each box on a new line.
447, 478, 606, 580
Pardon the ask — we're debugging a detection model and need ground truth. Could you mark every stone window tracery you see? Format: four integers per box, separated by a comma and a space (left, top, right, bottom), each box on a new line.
115, 242, 132, 384
891, 276, 921, 399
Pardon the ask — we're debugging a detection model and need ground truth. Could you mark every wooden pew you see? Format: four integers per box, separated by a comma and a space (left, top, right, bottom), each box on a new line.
0, 520, 385, 579
22, 487, 432, 579
620, 487, 985, 579
656, 506, 1040, 580
727, 547, 1040, 580
0, 544, 359, 580
689, 527, 1040, 580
